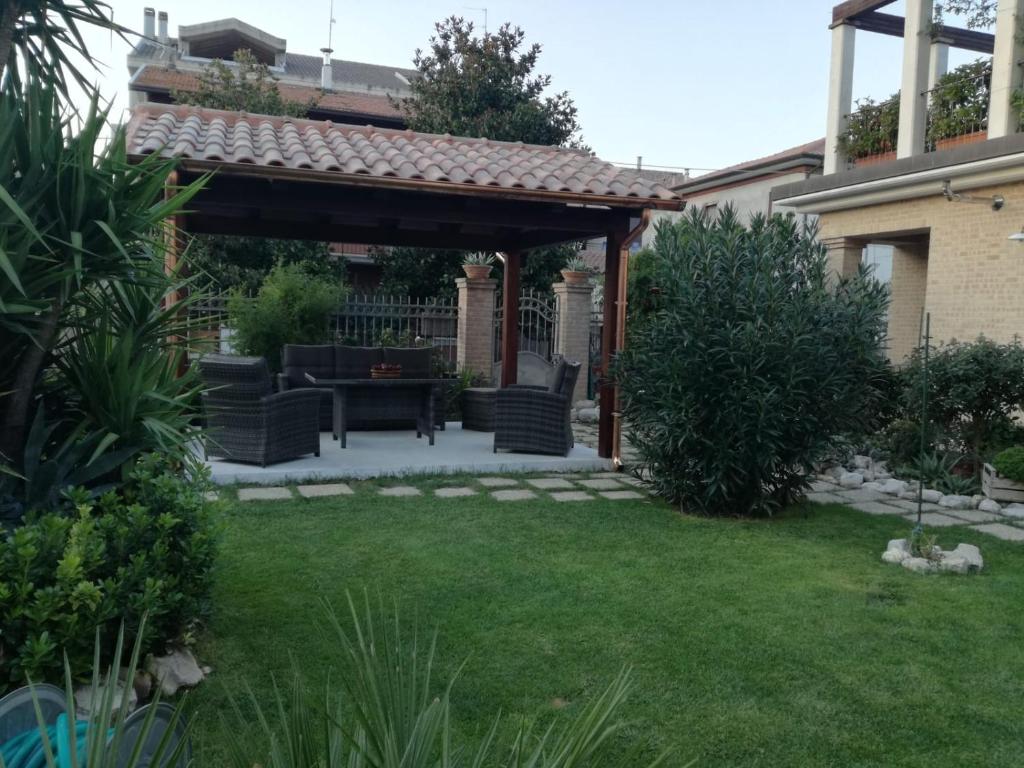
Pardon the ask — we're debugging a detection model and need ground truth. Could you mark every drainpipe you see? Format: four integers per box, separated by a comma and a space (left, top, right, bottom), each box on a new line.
611, 208, 652, 468
321, 48, 333, 91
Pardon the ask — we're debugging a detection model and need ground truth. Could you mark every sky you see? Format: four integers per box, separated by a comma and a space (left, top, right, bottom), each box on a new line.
77, 0, 987, 175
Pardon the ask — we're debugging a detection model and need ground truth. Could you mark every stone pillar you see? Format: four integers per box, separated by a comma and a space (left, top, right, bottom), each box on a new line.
987, 0, 1024, 139
553, 280, 594, 403
455, 277, 496, 380
826, 239, 863, 284
886, 243, 929, 362
897, 0, 934, 159
927, 41, 949, 101
825, 23, 856, 175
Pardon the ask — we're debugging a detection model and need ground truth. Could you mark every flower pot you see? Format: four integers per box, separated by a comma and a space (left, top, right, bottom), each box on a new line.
982, 463, 1024, 503
462, 264, 492, 280
560, 269, 590, 285
853, 150, 896, 167
370, 368, 402, 380
934, 130, 987, 152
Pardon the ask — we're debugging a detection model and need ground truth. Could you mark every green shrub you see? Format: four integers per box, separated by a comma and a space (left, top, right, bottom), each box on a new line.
993, 446, 1024, 483
0, 454, 218, 689
615, 209, 889, 515
897, 451, 979, 495
927, 58, 991, 145
838, 94, 900, 159
899, 337, 1024, 473
228, 262, 346, 371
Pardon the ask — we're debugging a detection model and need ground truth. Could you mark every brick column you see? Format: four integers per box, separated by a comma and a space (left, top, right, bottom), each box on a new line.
553, 280, 594, 403
456, 276, 496, 380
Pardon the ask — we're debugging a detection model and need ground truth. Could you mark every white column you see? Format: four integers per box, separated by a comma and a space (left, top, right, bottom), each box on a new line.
927, 41, 949, 100
988, 0, 1024, 139
897, 0, 934, 158
824, 23, 856, 175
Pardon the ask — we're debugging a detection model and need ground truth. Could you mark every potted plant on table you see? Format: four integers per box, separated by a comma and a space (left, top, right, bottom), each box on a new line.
560, 255, 593, 285
462, 252, 495, 280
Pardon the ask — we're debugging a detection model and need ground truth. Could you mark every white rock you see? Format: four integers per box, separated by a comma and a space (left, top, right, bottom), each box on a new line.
978, 499, 1002, 514
829, 466, 846, 481
1003, 503, 1024, 520
902, 557, 936, 573
75, 678, 137, 717
875, 470, 892, 481
900, 488, 943, 503
576, 407, 599, 424
881, 539, 910, 564
839, 472, 864, 489
573, 399, 595, 410
939, 556, 970, 574
971, 495, 986, 509
146, 647, 205, 696
948, 543, 983, 571
862, 469, 876, 482
938, 494, 973, 510
853, 455, 872, 469
862, 481, 885, 492
880, 479, 908, 496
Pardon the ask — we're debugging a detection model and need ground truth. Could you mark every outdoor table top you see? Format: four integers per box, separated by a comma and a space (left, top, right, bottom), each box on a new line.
304, 375, 445, 386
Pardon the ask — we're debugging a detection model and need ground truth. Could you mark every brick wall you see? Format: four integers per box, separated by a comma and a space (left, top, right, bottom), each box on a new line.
456, 277, 496, 379
553, 281, 594, 402
818, 180, 1024, 360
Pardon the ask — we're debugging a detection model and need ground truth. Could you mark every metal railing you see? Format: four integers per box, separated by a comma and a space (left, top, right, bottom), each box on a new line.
493, 288, 559, 363
922, 65, 990, 152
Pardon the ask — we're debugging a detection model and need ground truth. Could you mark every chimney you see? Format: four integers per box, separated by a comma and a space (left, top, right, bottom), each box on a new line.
320, 48, 333, 90
158, 11, 168, 44
143, 7, 155, 38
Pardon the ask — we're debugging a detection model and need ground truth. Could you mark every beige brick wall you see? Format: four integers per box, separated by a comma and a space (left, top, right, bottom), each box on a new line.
887, 243, 928, 361
818, 180, 1024, 359
456, 277, 496, 379
553, 281, 594, 402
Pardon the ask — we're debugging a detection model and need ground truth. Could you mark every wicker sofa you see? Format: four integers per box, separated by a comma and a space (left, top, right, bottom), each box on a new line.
198, 354, 321, 466
493, 359, 581, 456
277, 345, 440, 431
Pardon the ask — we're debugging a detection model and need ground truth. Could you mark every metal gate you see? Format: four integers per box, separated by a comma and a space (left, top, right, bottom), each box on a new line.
588, 304, 603, 399
493, 289, 559, 363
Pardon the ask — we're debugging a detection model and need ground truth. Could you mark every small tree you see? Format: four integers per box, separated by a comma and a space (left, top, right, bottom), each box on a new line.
615, 208, 890, 515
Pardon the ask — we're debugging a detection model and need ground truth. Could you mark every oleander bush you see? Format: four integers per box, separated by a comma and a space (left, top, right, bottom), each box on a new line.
616, 208, 889, 515
993, 446, 1024, 483
0, 454, 217, 690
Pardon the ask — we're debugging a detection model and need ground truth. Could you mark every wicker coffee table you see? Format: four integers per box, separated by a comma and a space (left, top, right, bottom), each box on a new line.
461, 387, 497, 431
305, 374, 443, 448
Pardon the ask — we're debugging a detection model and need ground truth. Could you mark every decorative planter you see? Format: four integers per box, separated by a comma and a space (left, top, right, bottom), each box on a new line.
935, 130, 986, 153
462, 264, 492, 280
560, 269, 590, 285
982, 463, 1024, 503
853, 150, 896, 167
370, 365, 402, 380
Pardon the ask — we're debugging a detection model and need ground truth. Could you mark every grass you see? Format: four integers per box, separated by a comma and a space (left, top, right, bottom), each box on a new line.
190, 474, 1024, 766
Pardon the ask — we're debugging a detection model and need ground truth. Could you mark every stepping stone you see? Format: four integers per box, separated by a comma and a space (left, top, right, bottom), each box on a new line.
491, 489, 537, 501
849, 501, 905, 516
886, 498, 944, 513
297, 483, 353, 498
550, 491, 593, 502
809, 480, 839, 492
836, 488, 890, 503
590, 472, 624, 479
526, 478, 575, 490
379, 486, 422, 497
578, 478, 623, 490
203, 491, 219, 502
806, 491, 845, 504
944, 508, 1004, 524
237, 486, 292, 501
599, 490, 644, 500
916, 512, 968, 527
477, 477, 519, 487
971, 523, 1024, 541
435, 487, 476, 498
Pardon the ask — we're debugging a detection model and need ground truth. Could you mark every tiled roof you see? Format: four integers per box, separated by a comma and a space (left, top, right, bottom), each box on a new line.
674, 138, 826, 192
126, 104, 684, 208
130, 66, 402, 120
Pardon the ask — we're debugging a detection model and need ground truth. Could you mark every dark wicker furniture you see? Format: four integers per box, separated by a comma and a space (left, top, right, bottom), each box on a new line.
305, 375, 442, 448
462, 387, 497, 431
199, 354, 321, 466
279, 345, 443, 430
493, 360, 581, 456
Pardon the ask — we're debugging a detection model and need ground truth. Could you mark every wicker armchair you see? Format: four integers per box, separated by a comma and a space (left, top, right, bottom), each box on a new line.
199, 354, 321, 466
493, 360, 581, 456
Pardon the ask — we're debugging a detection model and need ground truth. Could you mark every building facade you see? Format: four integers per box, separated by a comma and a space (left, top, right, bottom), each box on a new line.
773, 0, 1024, 361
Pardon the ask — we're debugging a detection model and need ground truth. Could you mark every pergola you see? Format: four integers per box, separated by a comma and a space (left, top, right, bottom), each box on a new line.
127, 103, 684, 463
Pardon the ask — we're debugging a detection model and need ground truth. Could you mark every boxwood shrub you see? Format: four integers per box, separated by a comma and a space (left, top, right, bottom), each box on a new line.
993, 446, 1024, 484
0, 454, 218, 689
615, 208, 889, 515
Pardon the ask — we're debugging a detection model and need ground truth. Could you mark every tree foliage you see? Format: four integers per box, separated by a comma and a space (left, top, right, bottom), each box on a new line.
615, 208, 890, 516
934, 1, 996, 30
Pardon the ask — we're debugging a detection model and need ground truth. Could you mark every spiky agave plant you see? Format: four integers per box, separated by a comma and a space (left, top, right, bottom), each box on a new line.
222, 593, 680, 768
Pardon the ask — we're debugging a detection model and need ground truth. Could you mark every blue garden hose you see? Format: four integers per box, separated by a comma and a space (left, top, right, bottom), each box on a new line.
1, 715, 91, 768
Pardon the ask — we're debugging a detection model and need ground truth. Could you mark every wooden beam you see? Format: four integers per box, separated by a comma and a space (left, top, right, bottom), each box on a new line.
832, 0, 894, 26
500, 251, 521, 388
849, 10, 994, 53
598, 221, 629, 458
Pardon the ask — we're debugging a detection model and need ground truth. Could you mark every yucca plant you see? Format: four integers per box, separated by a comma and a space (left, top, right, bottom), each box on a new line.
222, 594, 676, 768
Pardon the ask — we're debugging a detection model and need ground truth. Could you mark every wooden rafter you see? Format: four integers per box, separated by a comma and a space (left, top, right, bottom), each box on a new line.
831, 0, 994, 54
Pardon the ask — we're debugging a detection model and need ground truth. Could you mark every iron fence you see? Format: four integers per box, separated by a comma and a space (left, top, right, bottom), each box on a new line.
493, 288, 559, 363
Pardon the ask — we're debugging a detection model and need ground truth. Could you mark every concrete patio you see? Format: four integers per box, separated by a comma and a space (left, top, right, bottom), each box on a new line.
204, 422, 612, 485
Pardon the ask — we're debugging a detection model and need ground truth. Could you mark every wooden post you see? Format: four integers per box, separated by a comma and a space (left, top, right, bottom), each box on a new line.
598, 223, 627, 458
500, 250, 521, 387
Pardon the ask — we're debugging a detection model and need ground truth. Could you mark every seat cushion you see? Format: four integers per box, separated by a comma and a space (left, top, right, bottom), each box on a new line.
383, 347, 433, 378
281, 344, 335, 387
548, 359, 568, 394
335, 346, 383, 379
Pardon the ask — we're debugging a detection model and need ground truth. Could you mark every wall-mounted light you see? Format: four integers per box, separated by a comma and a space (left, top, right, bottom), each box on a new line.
942, 180, 1004, 211
1008, 228, 1024, 242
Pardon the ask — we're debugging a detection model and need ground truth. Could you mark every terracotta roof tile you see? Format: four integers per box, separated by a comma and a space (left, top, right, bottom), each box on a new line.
127, 103, 683, 208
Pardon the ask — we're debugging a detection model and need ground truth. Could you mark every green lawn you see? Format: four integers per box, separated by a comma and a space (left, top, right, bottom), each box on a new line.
191, 475, 1024, 767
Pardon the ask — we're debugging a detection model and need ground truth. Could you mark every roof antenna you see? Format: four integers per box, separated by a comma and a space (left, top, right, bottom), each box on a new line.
465, 6, 488, 34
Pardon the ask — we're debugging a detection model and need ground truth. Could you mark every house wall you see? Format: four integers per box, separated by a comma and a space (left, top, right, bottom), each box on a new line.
817, 180, 1024, 358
